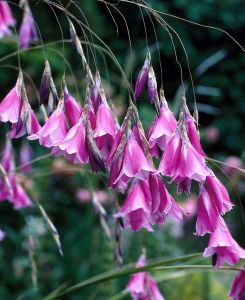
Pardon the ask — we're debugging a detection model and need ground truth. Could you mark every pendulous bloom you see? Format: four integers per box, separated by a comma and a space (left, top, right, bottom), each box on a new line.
19, 4, 39, 49
0, 1, 15, 38
126, 253, 165, 300
30, 98, 68, 148
0, 72, 23, 123
115, 179, 152, 231
148, 92, 177, 153
108, 130, 154, 189
157, 123, 210, 193
134, 52, 151, 100
203, 219, 245, 268
228, 266, 245, 300
58, 113, 89, 164
64, 84, 83, 127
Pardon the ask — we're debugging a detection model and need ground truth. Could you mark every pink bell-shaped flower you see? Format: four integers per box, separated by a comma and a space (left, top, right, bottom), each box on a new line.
58, 114, 89, 164
228, 266, 245, 300
196, 185, 221, 236
126, 253, 165, 300
116, 131, 154, 186
0, 73, 23, 123
115, 180, 152, 231
148, 95, 177, 152
203, 219, 245, 268
64, 85, 83, 127
0, 1, 15, 38
31, 99, 68, 148
149, 174, 185, 225
205, 175, 233, 215
157, 128, 210, 186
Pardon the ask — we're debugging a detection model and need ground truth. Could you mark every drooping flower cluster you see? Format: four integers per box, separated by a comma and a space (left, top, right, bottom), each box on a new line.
126, 253, 164, 300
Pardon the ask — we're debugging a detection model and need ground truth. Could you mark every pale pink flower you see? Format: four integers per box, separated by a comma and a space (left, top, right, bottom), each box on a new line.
148, 100, 177, 152
19, 6, 38, 49
203, 219, 245, 268
8, 175, 32, 209
127, 253, 164, 300
76, 188, 112, 204
115, 180, 152, 231
0, 73, 22, 123
0, 1, 15, 38
64, 85, 83, 127
228, 266, 245, 300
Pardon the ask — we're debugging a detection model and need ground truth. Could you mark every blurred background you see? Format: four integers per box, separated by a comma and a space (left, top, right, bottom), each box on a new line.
0, 0, 244, 299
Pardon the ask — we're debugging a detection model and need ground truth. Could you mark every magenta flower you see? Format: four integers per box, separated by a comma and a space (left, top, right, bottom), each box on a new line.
64, 85, 83, 127
0, 1, 15, 38
19, 6, 38, 49
127, 253, 164, 300
0, 73, 23, 123
19, 142, 32, 174
157, 128, 210, 191
184, 109, 205, 157
8, 176, 32, 209
1, 139, 14, 172
94, 102, 117, 160
91, 71, 103, 113
203, 219, 245, 268
115, 180, 152, 231
223, 156, 244, 176
9, 103, 41, 139
31, 100, 68, 148
148, 98, 177, 152
228, 266, 245, 300
205, 175, 233, 215
148, 66, 158, 105
58, 114, 89, 164
196, 185, 221, 236
109, 131, 154, 189
149, 174, 185, 225
134, 52, 151, 100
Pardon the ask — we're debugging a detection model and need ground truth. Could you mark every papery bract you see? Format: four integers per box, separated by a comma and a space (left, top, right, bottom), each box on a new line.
203, 219, 245, 268
0, 1, 15, 38
228, 266, 245, 300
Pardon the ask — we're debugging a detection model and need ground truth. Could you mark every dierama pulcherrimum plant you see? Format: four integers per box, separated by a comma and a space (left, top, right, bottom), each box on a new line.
0, 1, 244, 299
